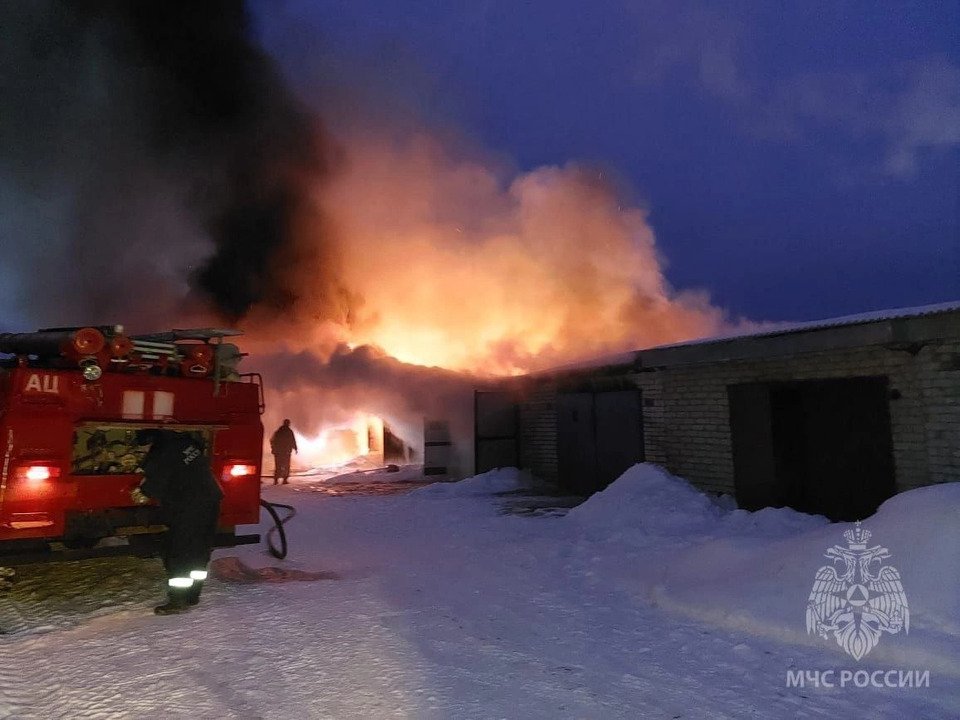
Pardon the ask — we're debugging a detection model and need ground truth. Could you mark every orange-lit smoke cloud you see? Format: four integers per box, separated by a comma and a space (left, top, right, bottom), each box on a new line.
253, 130, 730, 377
1, 1, 736, 471
248, 129, 737, 466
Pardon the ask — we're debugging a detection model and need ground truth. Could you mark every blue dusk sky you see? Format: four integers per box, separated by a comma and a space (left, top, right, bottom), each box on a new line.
251, 0, 959, 323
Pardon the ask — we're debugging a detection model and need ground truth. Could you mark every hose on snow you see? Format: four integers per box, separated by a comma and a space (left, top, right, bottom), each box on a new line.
260, 499, 296, 560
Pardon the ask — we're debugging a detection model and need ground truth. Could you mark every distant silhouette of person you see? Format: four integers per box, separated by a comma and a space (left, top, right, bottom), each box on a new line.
270, 419, 298, 485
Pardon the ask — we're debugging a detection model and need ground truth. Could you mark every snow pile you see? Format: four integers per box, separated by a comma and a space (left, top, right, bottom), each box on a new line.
412, 467, 534, 497
659, 482, 960, 670
567, 463, 824, 543
841, 484, 960, 636
721, 502, 828, 538
567, 463, 725, 542
564, 463, 960, 671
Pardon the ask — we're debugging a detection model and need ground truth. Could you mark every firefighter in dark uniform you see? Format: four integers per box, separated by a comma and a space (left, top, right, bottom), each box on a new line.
270, 419, 298, 485
131, 429, 223, 615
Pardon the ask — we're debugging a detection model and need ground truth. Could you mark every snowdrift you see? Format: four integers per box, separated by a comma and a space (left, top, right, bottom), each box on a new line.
567, 463, 825, 544
566, 464, 960, 672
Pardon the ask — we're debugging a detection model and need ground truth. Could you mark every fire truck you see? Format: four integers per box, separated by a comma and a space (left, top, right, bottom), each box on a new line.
0, 325, 264, 566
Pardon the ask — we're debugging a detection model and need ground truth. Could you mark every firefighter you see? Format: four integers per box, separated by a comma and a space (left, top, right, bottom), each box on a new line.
131, 429, 223, 615
269, 419, 298, 485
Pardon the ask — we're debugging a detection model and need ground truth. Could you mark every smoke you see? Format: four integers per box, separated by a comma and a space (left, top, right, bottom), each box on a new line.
0, 0, 334, 328
246, 131, 735, 462
258, 344, 475, 441
1, 1, 739, 469
254, 130, 731, 374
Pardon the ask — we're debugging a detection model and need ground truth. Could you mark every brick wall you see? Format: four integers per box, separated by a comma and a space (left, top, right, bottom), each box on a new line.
518, 383, 558, 483
919, 341, 960, 484
632, 371, 667, 465
509, 339, 960, 496
652, 339, 959, 494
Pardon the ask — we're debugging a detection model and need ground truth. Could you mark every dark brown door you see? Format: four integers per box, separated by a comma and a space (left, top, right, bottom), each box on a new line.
557, 389, 644, 494
594, 389, 644, 490
474, 391, 519, 474
728, 383, 779, 510
793, 377, 896, 521
557, 392, 596, 494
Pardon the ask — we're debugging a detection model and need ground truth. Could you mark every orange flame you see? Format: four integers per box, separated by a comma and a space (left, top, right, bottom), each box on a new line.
249, 131, 729, 376
249, 129, 739, 468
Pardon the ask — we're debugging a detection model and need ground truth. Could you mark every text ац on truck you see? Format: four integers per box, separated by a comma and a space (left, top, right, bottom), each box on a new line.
0, 325, 265, 567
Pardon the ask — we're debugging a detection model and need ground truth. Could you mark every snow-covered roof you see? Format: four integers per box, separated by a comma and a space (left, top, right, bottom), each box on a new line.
649, 300, 960, 352
639, 300, 960, 368
526, 301, 960, 378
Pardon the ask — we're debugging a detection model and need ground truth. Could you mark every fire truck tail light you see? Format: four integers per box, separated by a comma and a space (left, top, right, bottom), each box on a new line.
18, 465, 61, 482
71, 327, 106, 355
189, 345, 215, 364
224, 463, 256, 480
110, 335, 134, 358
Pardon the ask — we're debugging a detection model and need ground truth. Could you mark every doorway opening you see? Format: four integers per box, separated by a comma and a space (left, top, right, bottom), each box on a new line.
728, 376, 896, 521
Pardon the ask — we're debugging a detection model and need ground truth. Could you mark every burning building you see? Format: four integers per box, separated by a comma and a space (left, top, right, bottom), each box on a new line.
2, 1, 742, 472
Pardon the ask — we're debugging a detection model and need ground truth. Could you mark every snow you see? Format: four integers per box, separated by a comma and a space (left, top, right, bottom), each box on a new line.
0, 464, 957, 718
646, 299, 960, 351
565, 464, 960, 673
410, 467, 534, 497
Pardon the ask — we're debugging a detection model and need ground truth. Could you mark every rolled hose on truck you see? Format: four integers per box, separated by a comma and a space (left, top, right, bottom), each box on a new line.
260, 499, 296, 559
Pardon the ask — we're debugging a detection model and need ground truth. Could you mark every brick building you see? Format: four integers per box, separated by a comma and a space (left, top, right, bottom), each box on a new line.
474, 303, 960, 521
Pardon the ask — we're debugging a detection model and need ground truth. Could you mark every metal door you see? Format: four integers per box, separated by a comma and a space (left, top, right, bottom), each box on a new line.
474, 391, 519, 474
595, 389, 644, 490
558, 389, 644, 494
728, 383, 779, 511
557, 392, 595, 494
730, 377, 896, 520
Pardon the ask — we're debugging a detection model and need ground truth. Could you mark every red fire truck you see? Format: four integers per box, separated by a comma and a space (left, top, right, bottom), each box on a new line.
0, 325, 264, 566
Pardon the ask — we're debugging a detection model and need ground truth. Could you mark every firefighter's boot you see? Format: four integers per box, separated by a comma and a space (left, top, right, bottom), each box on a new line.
155, 579, 193, 615
183, 583, 203, 606
186, 569, 208, 606
154, 595, 190, 615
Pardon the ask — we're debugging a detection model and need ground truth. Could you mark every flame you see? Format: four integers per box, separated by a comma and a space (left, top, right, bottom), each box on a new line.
0, 2, 741, 474
251, 131, 729, 377
287, 413, 382, 470
246, 129, 738, 470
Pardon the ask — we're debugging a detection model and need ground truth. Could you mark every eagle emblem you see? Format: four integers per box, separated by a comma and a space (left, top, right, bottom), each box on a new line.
806, 522, 909, 661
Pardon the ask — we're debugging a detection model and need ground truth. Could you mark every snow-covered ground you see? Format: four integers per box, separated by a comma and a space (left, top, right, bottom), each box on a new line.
0, 465, 957, 719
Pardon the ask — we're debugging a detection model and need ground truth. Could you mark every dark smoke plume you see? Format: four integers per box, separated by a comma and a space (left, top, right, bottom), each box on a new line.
0, 0, 333, 327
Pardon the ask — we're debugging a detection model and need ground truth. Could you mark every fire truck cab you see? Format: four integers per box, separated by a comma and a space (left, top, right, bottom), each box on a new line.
0, 326, 264, 565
